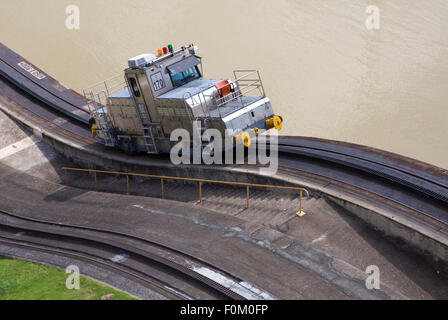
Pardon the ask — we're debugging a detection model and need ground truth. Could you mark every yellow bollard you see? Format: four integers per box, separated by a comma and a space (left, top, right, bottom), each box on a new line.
296, 189, 306, 217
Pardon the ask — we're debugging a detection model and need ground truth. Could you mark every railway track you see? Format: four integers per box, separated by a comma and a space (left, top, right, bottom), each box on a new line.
0, 235, 187, 300
275, 142, 448, 228
0, 49, 447, 227
0, 43, 447, 298
0, 208, 259, 300
0, 43, 90, 124
277, 138, 448, 202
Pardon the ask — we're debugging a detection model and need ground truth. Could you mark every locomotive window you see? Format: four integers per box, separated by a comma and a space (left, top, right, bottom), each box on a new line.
129, 77, 141, 97
170, 66, 200, 88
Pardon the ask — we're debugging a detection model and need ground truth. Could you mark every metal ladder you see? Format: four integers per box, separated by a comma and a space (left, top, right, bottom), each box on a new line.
100, 124, 115, 147
97, 113, 115, 147
142, 125, 158, 154
200, 118, 210, 138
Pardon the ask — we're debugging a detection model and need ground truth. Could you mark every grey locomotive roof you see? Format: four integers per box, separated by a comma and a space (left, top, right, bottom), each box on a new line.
108, 87, 131, 99
157, 78, 223, 100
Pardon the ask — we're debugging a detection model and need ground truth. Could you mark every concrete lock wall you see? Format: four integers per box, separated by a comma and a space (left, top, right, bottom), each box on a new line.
327, 196, 448, 271
3, 104, 448, 272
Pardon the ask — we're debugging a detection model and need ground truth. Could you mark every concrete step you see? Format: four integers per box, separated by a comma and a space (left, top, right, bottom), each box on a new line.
64, 170, 302, 227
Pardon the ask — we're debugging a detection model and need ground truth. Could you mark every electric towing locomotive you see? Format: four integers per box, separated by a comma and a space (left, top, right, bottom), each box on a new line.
84, 44, 283, 154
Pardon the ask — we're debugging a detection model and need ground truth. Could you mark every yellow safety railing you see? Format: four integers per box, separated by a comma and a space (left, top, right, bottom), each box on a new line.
62, 167, 310, 216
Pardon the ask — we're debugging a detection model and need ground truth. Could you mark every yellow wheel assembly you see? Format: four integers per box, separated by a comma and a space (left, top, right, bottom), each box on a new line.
266, 115, 283, 131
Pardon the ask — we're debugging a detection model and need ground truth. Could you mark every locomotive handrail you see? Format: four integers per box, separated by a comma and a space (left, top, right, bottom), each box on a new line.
83, 73, 124, 92
62, 167, 309, 216
214, 70, 265, 109
82, 73, 126, 111
182, 91, 195, 122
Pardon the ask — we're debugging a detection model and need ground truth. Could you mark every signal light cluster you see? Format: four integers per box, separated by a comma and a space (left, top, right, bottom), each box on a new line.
157, 44, 174, 56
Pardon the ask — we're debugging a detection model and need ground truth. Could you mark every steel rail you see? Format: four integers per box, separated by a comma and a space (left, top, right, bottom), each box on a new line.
0, 56, 90, 114
277, 138, 448, 188
0, 208, 249, 300
0, 56, 90, 123
275, 145, 448, 225
279, 163, 448, 230
0, 233, 192, 300
277, 141, 448, 201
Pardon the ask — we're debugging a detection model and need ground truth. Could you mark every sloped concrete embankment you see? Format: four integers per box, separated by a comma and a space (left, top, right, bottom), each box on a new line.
1, 103, 448, 272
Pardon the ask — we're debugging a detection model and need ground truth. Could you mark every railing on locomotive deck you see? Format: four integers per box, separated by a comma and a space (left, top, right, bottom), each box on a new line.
62, 167, 310, 217
82, 74, 127, 112
186, 70, 267, 120
215, 70, 266, 108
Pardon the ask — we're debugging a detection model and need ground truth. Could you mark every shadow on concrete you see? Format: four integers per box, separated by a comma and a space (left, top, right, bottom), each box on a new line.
326, 199, 448, 299
43, 187, 89, 202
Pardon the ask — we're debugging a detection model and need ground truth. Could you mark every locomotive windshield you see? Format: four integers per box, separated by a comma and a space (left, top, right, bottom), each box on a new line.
167, 55, 201, 88
170, 66, 200, 87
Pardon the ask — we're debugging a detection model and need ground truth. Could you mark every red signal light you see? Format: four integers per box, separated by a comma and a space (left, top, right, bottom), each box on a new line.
163, 47, 168, 54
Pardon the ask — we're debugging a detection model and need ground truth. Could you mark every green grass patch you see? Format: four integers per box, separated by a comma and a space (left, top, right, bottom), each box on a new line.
0, 258, 137, 300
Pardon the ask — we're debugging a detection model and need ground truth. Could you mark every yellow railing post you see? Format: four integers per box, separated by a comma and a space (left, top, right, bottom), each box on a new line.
126, 175, 130, 195
94, 172, 98, 191
60, 167, 310, 216
297, 189, 306, 217
246, 185, 250, 209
